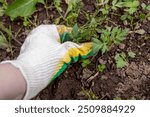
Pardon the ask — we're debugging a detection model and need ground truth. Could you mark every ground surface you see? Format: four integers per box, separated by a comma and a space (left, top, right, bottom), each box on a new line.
0, 0, 150, 100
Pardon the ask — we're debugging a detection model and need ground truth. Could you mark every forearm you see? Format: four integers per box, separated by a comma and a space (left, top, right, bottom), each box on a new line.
0, 63, 26, 100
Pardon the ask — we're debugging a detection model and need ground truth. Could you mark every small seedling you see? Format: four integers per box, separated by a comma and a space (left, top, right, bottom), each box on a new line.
123, 0, 140, 14
53, 0, 62, 13
97, 64, 106, 72
92, 27, 128, 54
81, 59, 91, 68
112, 0, 123, 10
64, 0, 82, 25
128, 51, 136, 58
115, 52, 127, 68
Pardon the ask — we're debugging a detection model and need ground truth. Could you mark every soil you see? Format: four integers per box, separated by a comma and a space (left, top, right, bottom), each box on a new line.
0, 0, 150, 100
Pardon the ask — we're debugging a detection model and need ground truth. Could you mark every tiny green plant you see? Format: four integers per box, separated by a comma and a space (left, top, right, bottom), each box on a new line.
112, 0, 124, 10
128, 51, 136, 58
53, 0, 62, 13
120, 0, 140, 28
115, 52, 127, 68
81, 59, 91, 68
115, 51, 136, 68
100, 2, 109, 15
97, 64, 106, 72
92, 26, 129, 54
123, 0, 140, 15
64, 0, 82, 26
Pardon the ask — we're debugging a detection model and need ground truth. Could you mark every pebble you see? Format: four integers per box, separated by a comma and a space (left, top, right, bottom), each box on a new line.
98, 58, 107, 64
119, 44, 125, 50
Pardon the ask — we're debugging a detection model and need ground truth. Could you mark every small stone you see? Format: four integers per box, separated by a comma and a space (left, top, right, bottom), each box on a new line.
123, 20, 128, 26
101, 75, 108, 80
98, 58, 107, 64
119, 44, 125, 50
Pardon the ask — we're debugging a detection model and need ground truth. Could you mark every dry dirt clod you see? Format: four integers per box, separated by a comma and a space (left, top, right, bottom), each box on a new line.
98, 58, 107, 64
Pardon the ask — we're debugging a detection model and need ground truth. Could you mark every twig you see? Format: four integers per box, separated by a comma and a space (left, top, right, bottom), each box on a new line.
107, 19, 118, 26
87, 72, 99, 83
13, 27, 23, 46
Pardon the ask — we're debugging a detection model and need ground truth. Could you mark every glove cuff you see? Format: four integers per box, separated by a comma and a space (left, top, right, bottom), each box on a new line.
1, 53, 61, 100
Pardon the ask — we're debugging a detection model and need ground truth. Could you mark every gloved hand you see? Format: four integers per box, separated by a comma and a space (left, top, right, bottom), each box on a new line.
1, 25, 93, 99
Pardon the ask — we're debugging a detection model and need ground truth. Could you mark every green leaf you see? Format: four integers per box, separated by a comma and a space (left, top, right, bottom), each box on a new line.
92, 38, 103, 54
146, 5, 150, 11
115, 53, 127, 68
123, 0, 139, 14
0, 0, 4, 3
102, 43, 108, 54
37, 0, 44, 4
121, 14, 128, 20
123, 1, 139, 8
128, 7, 137, 14
112, 0, 123, 10
5, 0, 44, 20
140, 13, 146, 20
53, 0, 62, 12
98, 64, 106, 72
72, 24, 79, 36
128, 51, 136, 58
81, 59, 91, 67
66, 0, 81, 12
132, 1, 140, 7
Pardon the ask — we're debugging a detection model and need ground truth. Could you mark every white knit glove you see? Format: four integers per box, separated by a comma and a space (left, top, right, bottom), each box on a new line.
1, 25, 93, 99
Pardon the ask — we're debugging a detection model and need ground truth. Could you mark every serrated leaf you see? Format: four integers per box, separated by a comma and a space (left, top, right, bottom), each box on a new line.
128, 51, 136, 58
98, 64, 106, 72
92, 38, 103, 54
112, 0, 123, 10
5, 0, 44, 20
115, 53, 127, 68
81, 59, 91, 67
102, 43, 108, 54
65, 0, 81, 12
53, 0, 62, 12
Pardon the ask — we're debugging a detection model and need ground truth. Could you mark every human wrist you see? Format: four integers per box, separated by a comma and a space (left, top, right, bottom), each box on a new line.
0, 63, 26, 99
